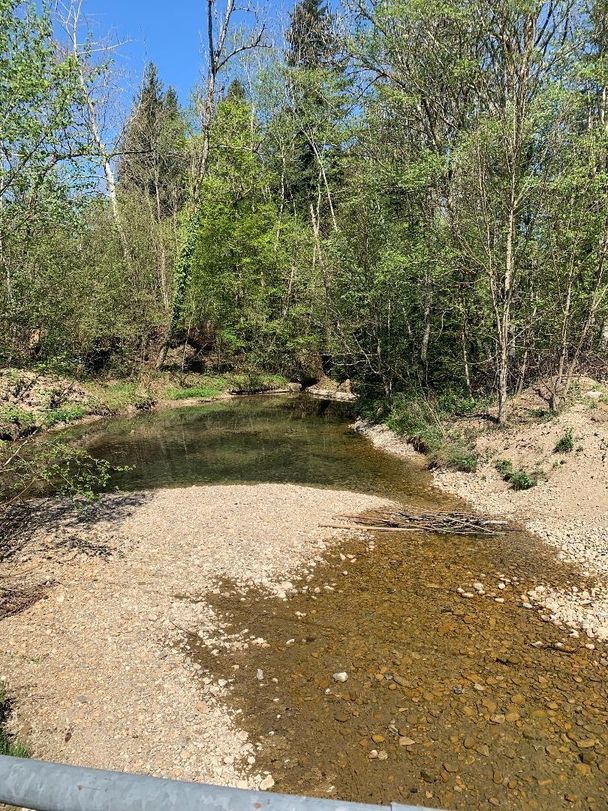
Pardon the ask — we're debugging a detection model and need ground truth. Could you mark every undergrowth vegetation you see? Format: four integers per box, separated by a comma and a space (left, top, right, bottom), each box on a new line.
554, 429, 574, 453
495, 459, 539, 490
373, 391, 483, 472
166, 372, 289, 400
0, 683, 28, 758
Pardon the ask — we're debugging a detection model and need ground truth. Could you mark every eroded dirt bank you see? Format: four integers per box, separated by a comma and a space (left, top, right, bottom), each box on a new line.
0, 484, 390, 786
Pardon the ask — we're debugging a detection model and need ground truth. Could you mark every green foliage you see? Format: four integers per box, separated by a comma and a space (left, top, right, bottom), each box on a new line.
43, 404, 86, 427
495, 459, 537, 490
85, 381, 139, 412
0, 406, 35, 429
385, 394, 478, 472
2, 441, 122, 502
228, 373, 289, 393
166, 373, 289, 400
528, 408, 555, 423
167, 377, 229, 400
1, 0, 608, 419
117, 62, 187, 214
554, 429, 574, 453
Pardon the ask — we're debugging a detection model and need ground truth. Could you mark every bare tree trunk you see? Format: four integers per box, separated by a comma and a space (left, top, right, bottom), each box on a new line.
153, 178, 169, 311
420, 265, 432, 385
461, 323, 472, 395
497, 202, 515, 425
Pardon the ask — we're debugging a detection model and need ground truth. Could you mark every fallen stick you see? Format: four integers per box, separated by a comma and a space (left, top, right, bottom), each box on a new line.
335, 508, 514, 536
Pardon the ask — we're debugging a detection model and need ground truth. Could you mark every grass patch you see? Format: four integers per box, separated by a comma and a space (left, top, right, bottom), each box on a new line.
385, 393, 479, 472
84, 380, 139, 411
166, 376, 229, 400
43, 404, 86, 427
0, 683, 28, 758
0, 406, 35, 429
495, 458, 538, 490
166, 372, 289, 401
527, 407, 555, 422
228, 372, 289, 394
554, 428, 574, 453
0, 406, 36, 439
84, 379, 158, 413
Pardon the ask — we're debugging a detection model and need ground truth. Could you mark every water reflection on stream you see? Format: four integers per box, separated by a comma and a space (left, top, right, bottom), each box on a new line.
78, 396, 433, 505
77, 396, 608, 809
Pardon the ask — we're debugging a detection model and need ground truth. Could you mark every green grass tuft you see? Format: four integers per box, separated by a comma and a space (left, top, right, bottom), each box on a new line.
495, 458, 538, 490
0, 406, 35, 428
43, 404, 86, 427
0, 683, 28, 758
553, 429, 574, 453
166, 376, 229, 400
166, 372, 289, 401
386, 393, 479, 472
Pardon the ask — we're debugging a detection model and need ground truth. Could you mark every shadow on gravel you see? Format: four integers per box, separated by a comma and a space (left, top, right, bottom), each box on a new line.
0, 491, 151, 563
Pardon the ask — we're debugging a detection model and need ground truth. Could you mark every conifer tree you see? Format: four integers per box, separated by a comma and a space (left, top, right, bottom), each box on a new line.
284, 0, 344, 221
118, 62, 186, 218
286, 0, 337, 69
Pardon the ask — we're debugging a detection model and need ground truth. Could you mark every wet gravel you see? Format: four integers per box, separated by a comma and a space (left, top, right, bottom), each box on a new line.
190, 528, 608, 810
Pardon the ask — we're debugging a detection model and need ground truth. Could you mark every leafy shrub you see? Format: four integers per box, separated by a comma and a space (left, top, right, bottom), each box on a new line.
432, 442, 478, 472
527, 407, 554, 422
509, 470, 537, 490
495, 458, 537, 490
0, 406, 36, 440
387, 395, 478, 472
2, 441, 123, 502
554, 429, 574, 453
0, 406, 35, 428
435, 390, 484, 416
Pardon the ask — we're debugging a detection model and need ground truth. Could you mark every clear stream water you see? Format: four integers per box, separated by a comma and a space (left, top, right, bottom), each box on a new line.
73, 396, 608, 810
77, 395, 436, 506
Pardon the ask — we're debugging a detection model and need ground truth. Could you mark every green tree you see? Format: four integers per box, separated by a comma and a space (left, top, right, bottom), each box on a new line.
186, 92, 289, 368
0, 0, 85, 365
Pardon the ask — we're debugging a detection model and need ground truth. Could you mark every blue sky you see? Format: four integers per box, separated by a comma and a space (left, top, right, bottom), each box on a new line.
83, 0, 297, 106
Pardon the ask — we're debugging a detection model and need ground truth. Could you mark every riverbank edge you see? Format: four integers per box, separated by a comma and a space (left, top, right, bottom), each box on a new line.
354, 412, 608, 642
0, 367, 363, 448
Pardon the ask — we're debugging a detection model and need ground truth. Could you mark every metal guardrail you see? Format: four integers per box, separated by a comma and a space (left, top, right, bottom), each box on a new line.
0, 755, 428, 811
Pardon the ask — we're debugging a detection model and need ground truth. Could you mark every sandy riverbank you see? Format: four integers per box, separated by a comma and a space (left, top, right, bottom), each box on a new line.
0, 484, 390, 786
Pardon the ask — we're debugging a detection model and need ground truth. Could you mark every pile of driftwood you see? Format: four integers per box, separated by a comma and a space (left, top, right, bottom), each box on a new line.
329, 508, 513, 536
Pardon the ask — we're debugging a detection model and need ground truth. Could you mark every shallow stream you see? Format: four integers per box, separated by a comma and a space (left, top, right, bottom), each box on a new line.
77, 396, 608, 809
